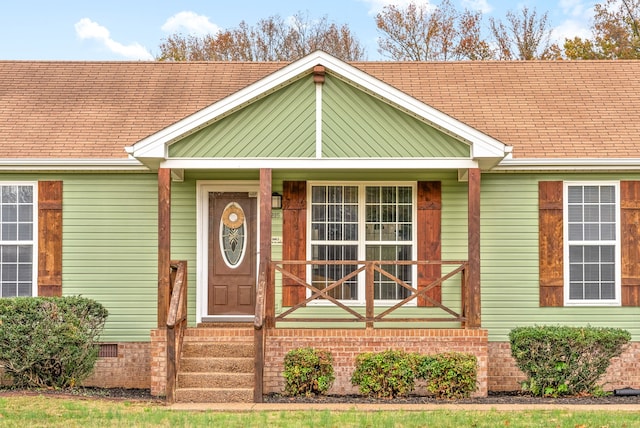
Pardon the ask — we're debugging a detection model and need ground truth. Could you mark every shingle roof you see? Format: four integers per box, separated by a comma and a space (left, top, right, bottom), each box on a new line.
1, 60, 639, 160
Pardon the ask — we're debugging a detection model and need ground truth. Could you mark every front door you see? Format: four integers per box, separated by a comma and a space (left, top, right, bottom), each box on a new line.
208, 192, 256, 316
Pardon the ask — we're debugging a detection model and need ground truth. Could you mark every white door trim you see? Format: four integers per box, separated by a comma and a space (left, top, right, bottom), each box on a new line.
196, 180, 260, 323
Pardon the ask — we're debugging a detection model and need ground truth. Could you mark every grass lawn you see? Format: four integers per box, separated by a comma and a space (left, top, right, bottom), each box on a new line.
0, 395, 639, 427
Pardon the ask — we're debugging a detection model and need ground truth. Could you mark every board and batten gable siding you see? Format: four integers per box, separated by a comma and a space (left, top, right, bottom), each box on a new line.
480, 173, 640, 342
322, 74, 470, 158
168, 77, 316, 158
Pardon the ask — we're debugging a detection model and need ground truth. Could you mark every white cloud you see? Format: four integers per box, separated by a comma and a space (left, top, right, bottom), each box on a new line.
75, 18, 153, 60
461, 0, 492, 14
161, 11, 220, 35
551, 0, 595, 43
552, 19, 592, 42
359, 0, 433, 15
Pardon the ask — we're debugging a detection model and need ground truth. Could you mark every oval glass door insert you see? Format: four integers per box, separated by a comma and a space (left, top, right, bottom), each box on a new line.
219, 202, 247, 268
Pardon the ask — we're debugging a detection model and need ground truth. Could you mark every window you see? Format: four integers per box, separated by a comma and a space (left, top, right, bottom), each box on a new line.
0, 184, 36, 298
309, 183, 415, 303
564, 182, 620, 305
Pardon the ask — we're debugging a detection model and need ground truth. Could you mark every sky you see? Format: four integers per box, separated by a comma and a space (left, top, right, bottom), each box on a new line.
0, 0, 599, 61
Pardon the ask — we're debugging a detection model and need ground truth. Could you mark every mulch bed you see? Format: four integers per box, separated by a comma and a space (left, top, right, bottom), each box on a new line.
2, 387, 640, 405
264, 390, 640, 405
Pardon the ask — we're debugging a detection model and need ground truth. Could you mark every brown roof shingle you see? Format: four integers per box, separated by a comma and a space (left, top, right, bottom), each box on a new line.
1, 60, 639, 160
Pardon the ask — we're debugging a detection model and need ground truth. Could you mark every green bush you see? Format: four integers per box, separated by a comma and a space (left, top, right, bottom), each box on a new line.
0, 296, 108, 388
509, 325, 631, 397
351, 350, 419, 398
283, 347, 334, 396
417, 352, 477, 399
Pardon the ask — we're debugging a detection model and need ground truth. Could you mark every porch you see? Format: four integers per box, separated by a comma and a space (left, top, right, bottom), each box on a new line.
154, 167, 486, 403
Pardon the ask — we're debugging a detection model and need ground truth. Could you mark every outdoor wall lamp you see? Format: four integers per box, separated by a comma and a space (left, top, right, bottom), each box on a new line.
271, 192, 283, 210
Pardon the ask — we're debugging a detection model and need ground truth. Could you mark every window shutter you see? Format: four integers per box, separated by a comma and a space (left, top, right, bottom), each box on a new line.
417, 181, 441, 307
38, 181, 63, 297
282, 181, 306, 307
621, 181, 640, 306
539, 181, 563, 306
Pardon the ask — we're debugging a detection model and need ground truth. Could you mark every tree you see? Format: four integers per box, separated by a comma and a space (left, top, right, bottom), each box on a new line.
563, 0, 640, 59
157, 12, 365, 62
375, 0, 493, 61
489, 6, 554, 60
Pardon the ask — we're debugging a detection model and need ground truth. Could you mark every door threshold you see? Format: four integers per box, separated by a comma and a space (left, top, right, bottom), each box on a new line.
201, 316, 254, 323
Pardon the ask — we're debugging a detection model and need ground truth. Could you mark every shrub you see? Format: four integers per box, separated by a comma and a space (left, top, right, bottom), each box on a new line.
509, 325, 631, 397
351, 350, 419, 398
417, 352, 477, 399
0, 296, 108, 388
283, 347, 334, 396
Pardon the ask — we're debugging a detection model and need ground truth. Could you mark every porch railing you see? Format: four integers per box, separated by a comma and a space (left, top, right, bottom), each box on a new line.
271, 260, 468, 327
165, 260, 187, 404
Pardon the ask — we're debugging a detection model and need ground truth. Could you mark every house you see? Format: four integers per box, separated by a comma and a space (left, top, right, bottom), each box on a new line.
1, 51, 639, 402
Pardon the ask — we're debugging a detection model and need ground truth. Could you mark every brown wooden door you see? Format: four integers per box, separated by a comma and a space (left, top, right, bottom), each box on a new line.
208, 192, 256, 315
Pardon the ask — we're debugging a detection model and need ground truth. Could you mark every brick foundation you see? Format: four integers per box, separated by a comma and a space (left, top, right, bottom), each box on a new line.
264, 328, 489, 397
82, 342, 151, 389
488, 341, 640, 392
150, 328, 167, 396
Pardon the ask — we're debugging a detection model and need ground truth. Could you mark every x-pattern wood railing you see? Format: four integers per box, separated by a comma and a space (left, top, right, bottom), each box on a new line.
272, 260, 469, 327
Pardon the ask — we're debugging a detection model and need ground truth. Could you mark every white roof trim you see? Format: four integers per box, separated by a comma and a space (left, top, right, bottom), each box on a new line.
493, 158, 640, 172
161, 157, 479, 170
129, 51, 507, 162
0, 158, 148, 171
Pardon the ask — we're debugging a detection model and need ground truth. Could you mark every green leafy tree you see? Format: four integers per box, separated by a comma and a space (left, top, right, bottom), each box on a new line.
563, 0, 640, 59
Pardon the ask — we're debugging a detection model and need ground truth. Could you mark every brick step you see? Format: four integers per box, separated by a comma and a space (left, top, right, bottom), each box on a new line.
175, 387, 254, 403
177, 372, 253, 388
181, 342, 254, 358
180, 356, 254, 373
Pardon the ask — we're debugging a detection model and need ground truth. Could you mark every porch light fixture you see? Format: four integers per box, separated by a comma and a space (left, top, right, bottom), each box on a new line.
271, 192, 283, 210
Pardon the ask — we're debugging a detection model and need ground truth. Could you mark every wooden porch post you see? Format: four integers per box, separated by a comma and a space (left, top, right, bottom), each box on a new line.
467, 168, 481, 328
260, 169, 274, 328
158, 168, 171, 327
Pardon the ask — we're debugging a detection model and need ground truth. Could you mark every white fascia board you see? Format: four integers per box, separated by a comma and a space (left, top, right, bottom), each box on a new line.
130, 51, 507, 161
162, 157, 478, 170
493, 158, 640, 172
0, 158, 149, 172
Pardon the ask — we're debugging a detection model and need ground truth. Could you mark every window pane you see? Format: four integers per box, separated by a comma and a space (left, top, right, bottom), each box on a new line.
601, 224, 615, 241
398, 187, 412, 203
17, 283, 31, 297
2, 246, 16, 262
381, 187, 395, 203
1, 283, 16, 298
584, 246, 600, 263
601, 246, 614, 263
344, 186, 358, 203
584, 205, 599, 222
568, 186, 583, 203
312, 186, 326, 203
18, 245, 32, 262
600, 186, 615, 203
584, 224, 600, 240
312, 205, 325, 221
2, 205, 16, 222
584, 186, 599, 203
569, 263, 583, 281
584, 283, 600, 299
569, 283, 583, 299
1, 187, 16, 204
601, 205, 614, 222
568, 205, 582, 222
568, 224, 583, 241
601, 283, 615, 299
2, 224, 16, 241
569, 246, 583, 262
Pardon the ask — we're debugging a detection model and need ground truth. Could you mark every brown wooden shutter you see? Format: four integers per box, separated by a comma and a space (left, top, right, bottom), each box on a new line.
282, 181, 306, 306
539, 181, 563, 307
38, 181, 63, 297
417, 181, 441, 307
621, 181, 640, 306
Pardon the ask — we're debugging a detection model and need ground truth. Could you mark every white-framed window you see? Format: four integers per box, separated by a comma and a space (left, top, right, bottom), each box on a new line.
564, 182, 621, 306
308, 182, 416, 304
0, 183, 37, 298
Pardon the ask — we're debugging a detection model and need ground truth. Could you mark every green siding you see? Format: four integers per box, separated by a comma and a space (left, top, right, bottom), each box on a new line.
481, 173, 640, 342
0, 173, 158, 342
322, 75, 470, 158
168, 77, 316, 158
